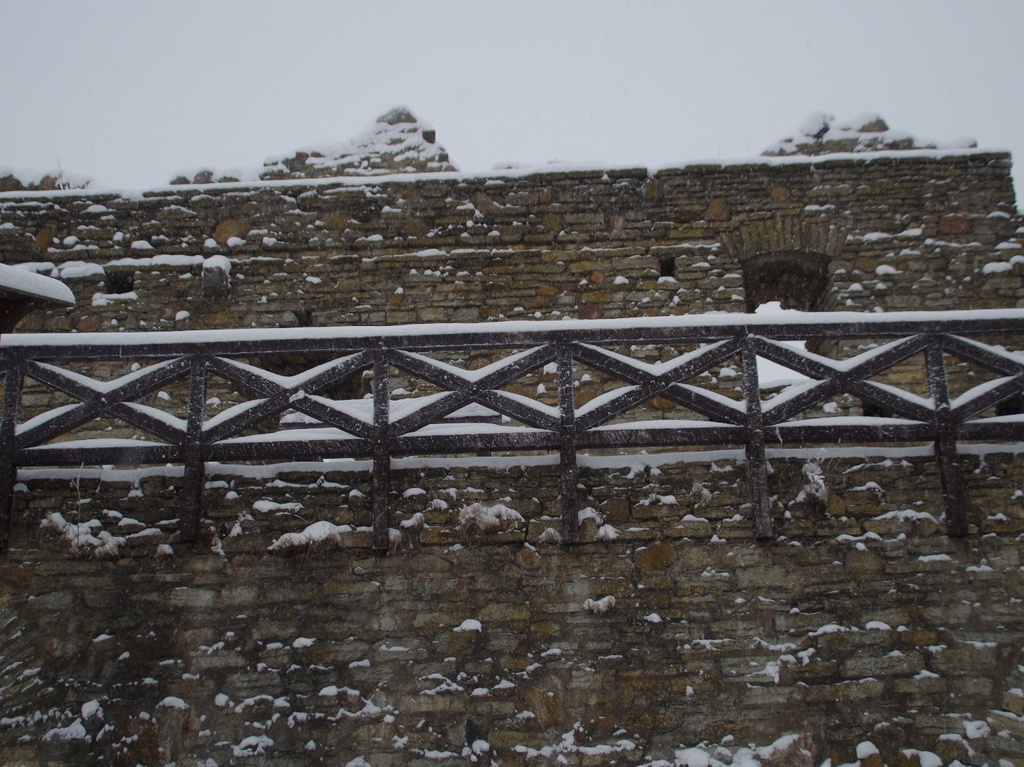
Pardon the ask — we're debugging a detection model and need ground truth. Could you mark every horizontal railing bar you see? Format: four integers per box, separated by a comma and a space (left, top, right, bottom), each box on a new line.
5, 310, 1024, 360
960, 419, 1024, 440
18, 444, 181, 466
15, 419, 976, 467
207, 439, 371, 462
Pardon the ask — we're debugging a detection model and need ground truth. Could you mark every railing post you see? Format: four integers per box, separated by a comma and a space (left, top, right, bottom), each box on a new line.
926, 338, 967, 537
181, 356, 207, 544
741, 334, 773, 539
372, 348, 391, 553
0, 360, 22, 553
557, 342, 579, 544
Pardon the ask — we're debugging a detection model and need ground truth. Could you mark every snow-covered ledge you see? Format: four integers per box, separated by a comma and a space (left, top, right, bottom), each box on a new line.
0, 263, 75, 332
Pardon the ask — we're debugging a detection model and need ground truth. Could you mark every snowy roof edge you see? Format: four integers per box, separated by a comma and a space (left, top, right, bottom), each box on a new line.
0, 263, 75, 306
0, 147, 1008, 201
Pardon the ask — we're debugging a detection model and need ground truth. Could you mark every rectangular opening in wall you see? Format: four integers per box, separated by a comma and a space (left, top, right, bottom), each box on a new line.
659, 256, 676, 280
105, 270, 135, 295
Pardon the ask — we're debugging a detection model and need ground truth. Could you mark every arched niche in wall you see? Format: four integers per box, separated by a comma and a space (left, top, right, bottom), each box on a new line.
722, 216, 846, 314
740, 249, 831, 313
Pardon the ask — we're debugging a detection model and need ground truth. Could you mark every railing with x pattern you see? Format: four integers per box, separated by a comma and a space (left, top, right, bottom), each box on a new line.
3, 309, 1024, 553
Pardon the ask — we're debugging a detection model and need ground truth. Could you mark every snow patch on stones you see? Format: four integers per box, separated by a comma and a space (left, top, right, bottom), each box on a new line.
763, 111, 977, 157
41, 512, 126, 559
457, 501, 524, 541
268, 520, 354, 553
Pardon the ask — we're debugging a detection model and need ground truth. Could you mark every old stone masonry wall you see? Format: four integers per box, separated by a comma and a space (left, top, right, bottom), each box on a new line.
1, 151, 1024, 767
2, 452, 1024, 767
0, 152, 1020, 333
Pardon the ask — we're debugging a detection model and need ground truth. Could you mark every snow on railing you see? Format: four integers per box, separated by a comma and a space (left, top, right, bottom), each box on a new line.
3, 309, 1024, 553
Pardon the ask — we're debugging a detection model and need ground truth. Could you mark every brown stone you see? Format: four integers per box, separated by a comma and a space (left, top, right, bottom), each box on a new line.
989, 709, 1024, 740
900, 628, 939, 647
517, 546, 540, 569
0, 174, 24, 192
601, 497, 630, 524
401, 217, 429, 237
939, 214, 971, 235
1004, 689, 1024, 716
322, 212, 350, 230
35, 225, 54, 250
636, 540, 674, 571
759, 733, 816, 767
857, 116, 890, 133
74, 314, 101, 332
845, 548, 885, 578
0, 564, 32, 592
525, 686, 563, 727
934, 735, 969, 765
861, 754, 884, 767
705, 198, 731, 222
213, 218, 249, 245
896, 751, 925, 767
44, 635, 78, 659
826, 496, 846, 517
580, 304, 604, 320
589, 272, 604, 283
642, 177, 663, 201
470, 192, 500, 217
647, 396, 675, 411
19, 314, 44, 331
770, 185, 790, 204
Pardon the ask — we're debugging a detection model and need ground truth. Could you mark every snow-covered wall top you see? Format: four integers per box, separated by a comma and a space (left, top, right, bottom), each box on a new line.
0, 167, 91, 193
2, 109, 988, 197
0, 147, 1019, 337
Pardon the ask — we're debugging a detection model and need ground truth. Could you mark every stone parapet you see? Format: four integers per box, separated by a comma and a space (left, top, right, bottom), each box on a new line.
0, 152, 1020, 335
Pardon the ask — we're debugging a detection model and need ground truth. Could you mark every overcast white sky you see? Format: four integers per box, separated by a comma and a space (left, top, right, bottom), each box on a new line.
3, 0, 1023, 201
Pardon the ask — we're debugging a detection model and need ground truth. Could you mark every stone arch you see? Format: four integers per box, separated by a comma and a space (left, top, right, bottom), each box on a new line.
741, 249, 830, 312
722, 217, 847, 312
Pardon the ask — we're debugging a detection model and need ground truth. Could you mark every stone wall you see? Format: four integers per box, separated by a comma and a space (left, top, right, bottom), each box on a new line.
2, 151, 1024, 766
5, 442, 1024, 767
2, 449, 1024, 766
0, 152, 1020, 336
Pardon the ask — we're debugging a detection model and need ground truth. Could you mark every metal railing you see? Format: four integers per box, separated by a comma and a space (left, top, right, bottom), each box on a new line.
3, 309, 1024, 553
